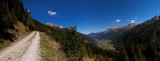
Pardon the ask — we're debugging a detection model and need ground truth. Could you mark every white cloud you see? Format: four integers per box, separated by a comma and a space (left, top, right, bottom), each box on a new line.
48, 10, 57, 16
134, 18, 138, 19
130, 20, 136, 23
115, 19, 122, 23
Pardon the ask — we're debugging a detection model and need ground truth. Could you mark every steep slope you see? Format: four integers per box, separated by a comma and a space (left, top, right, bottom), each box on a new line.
117, 16, 160, 61
0, 0, 38, 42
0, 0, 35, 49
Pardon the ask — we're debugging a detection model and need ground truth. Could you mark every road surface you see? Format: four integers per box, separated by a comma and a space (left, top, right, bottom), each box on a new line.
0, 31, 41, 61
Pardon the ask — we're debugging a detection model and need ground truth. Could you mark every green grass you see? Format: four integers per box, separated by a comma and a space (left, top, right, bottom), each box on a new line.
95, 40, 115, 51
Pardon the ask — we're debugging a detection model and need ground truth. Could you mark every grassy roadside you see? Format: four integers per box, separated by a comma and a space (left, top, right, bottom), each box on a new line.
0, 40, 12, 50
40, 32, 67, 61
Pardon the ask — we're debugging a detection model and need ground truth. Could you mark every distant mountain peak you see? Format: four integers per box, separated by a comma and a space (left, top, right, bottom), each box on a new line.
152, 16, 159, 20
128, 22, 136, 27
46, 22, 63, 28
142, 16, 160, 25
88, 22, 137, 42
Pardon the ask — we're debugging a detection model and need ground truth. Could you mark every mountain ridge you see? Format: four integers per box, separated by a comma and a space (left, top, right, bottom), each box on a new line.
116, 16, 160, 61
88, 22, 136, 42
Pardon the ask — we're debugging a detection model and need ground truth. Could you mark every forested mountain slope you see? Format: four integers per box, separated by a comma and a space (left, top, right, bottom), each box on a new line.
117, 16, 160, 61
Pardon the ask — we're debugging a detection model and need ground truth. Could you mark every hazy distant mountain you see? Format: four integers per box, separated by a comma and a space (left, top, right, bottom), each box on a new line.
88, 22, 136, 42
46, 22, 63, 28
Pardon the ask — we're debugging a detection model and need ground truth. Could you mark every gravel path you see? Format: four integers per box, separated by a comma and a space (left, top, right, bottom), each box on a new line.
0, 31, 41, 61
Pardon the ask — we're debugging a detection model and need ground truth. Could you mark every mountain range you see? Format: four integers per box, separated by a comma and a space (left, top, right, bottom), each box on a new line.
88, 16, 160, 61
46, 22, 63, 28
88, 22, 136, 43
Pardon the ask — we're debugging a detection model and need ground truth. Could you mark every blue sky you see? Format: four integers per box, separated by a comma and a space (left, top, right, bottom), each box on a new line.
22, 0, 160, 34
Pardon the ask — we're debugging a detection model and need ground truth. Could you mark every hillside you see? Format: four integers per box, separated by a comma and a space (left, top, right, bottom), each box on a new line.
0, 0, 117, 61
88, 16, 160, 61
116, 16, 160, 61
0, 0, 33, 49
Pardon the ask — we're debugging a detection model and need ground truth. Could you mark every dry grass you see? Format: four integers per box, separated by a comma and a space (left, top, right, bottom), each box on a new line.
83, 54, 95, 61
13, 22, 29, 39
0, 40, 12, 50
40, 32, 67, 61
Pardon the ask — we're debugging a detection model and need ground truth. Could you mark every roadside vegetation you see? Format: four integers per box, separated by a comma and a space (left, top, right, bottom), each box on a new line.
40, 32, 67, 61
0, 40, 11, 49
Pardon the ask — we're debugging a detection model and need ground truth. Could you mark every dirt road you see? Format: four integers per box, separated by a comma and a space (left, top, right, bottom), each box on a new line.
0, 31, 41, 61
